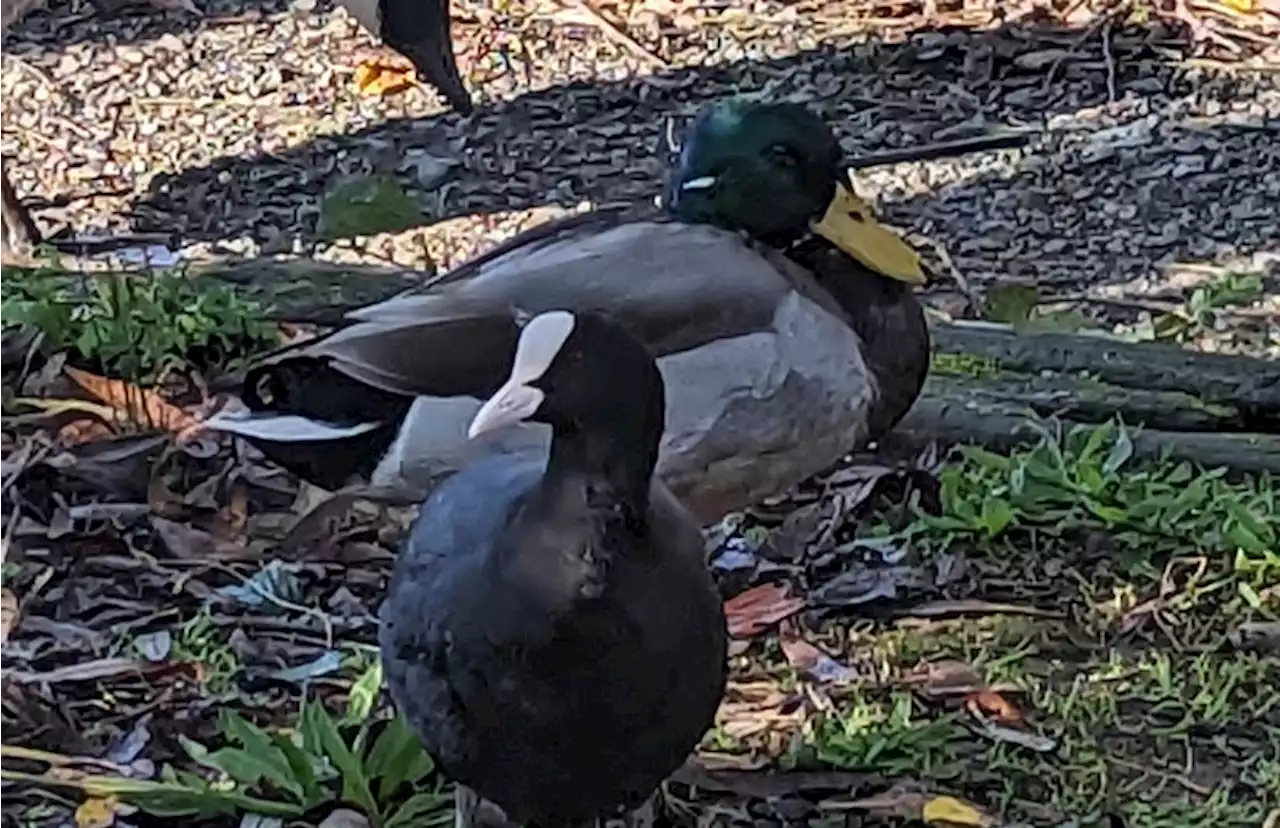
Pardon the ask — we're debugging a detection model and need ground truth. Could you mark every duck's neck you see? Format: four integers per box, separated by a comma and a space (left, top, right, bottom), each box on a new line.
542, 425, 659, 525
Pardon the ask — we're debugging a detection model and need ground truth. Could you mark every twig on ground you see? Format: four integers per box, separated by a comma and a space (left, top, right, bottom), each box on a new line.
553, 0, 669, 69
1102, 19, 1118, 102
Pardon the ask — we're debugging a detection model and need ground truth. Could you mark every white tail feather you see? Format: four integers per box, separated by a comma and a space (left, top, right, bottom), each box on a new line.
202, 411, 381, 442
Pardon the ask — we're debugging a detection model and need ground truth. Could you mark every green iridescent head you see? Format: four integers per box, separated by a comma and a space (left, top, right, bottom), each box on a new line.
664, 97, 842, 245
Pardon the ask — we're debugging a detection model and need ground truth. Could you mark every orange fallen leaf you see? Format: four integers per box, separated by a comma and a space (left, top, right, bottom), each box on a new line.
965, 688, 1024, 725
64, 367, 199, 435
354, 61, 415, 97
723, 583, 805, 638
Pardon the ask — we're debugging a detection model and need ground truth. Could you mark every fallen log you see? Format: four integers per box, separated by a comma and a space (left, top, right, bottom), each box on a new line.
3, 259, 1277, 474
893, 321, 1280, 475
0, 257, 429, 326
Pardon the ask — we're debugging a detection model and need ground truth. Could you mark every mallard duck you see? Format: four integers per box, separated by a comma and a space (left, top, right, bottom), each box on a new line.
379, 308, 728, 828
206, 97, 931, 523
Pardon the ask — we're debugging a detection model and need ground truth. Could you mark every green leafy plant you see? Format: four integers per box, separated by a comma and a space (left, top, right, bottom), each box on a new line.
890, 420, 1276, 562
169, 608, 243, 695
133, 699, 444, 826
318, 174, 426, 240
1, 262, 279, 384
1137, 271, 1266, 343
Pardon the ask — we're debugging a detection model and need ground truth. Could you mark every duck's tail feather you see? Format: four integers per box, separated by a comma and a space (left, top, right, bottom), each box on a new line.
207, 410, 403, 492
243, 356, 415, 427
209, 356, 417, 490
202, 410, 382, 442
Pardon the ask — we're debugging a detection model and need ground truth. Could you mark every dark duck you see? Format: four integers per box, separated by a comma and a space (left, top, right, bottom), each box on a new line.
205, 97, 932, 523
378, 308, 728, 828
335, 0, 471, 111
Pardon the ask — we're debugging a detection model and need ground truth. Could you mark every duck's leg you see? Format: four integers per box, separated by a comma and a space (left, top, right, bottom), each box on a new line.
454, 784, 480, 828
456, 785, 521, 828
619, 793, 658, 828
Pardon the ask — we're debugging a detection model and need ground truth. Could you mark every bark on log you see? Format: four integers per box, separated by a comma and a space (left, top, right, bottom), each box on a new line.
4, 259, 1277, 474
896, 322, 1280, 474
0, 258, 428, 325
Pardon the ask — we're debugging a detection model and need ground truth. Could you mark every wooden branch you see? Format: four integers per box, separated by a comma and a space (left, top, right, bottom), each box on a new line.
1, 258, 427, 326
929, 322, 1280, 420
190, 258, 428, 325
894, 387, 1280, 476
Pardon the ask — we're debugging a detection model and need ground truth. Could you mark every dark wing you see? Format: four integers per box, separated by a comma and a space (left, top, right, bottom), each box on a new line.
256, 206, 831, 403
377, 456, 548, 778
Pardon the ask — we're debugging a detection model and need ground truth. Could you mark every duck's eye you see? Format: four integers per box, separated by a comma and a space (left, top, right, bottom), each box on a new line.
766, 143, 802, 168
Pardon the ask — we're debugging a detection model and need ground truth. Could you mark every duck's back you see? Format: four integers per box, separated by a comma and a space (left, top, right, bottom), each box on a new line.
378, 452, 728, 827
350, 219, 887, 519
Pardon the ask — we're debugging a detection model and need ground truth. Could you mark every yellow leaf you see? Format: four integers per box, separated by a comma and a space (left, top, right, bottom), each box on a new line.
922, 795, 996, 827
354, 61, 415, 97
1220, 0, 1259, 12
75, 795, 119, 828
810, 179, 925, 284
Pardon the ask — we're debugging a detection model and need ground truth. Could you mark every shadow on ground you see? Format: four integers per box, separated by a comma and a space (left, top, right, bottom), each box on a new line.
5, 4, 1277, 297
4, 0, 297, 51
116, 16, 1278, 296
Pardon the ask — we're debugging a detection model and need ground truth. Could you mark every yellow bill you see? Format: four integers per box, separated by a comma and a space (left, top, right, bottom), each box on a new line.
810, 176, 926, 285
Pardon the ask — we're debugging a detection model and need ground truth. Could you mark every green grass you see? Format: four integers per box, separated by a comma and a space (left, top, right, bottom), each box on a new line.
705, 422, 1278, 827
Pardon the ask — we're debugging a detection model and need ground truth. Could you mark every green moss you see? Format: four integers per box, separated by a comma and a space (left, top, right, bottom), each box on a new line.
318, 174, 426, 240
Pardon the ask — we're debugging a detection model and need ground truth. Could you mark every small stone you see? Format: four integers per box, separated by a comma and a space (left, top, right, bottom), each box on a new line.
1173, 155, 1207, 178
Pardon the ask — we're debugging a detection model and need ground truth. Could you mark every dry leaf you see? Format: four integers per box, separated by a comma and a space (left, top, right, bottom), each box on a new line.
905, 659, 983, 693
965, 689, 1023, 725
672, 762, 879, 799
150, 516, 253, 560
778, 623, 860, 684
922, 795, 997, 827
828, 780, 930, 818
74, 795, 119, 828
12, 397, 119, 433
354, 61, 415, 96
723, 583, 805, 638
64, 367, 199, 434
7, 657, 149, 684
973, 719, 1058, 753
1, 586, 19, 645
900, 599, 1063, 619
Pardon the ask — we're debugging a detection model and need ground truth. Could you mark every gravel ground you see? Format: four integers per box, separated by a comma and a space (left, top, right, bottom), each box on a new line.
2, 0, 1278, 348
